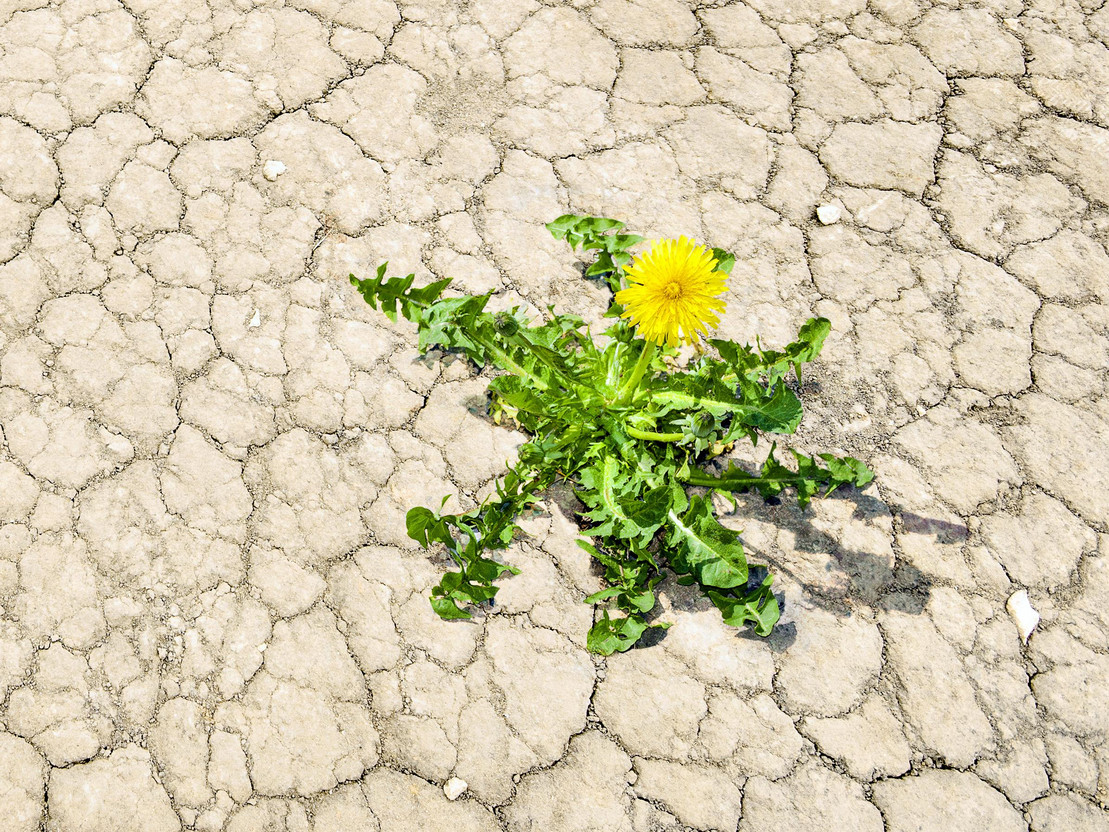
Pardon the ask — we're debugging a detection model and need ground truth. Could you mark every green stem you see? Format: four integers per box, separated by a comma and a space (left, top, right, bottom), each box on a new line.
680, 467, 808, 491
616, 340, 657, 404
626, 426, 683, 443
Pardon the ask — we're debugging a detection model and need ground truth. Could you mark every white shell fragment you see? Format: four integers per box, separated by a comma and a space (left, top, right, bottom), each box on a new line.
248, 309, 261, 328
1006, 590, 1040, 642
262, 160, 286, 181
816, 204, 842, 225
443, 777, 468, 800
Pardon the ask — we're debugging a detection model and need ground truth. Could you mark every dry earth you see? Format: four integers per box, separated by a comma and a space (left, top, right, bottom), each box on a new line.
0, 0, 1108, 829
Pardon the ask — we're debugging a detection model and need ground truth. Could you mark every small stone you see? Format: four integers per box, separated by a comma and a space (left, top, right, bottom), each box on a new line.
1006, 590, 1040, 642
262, 160, 286, 181
817, 204, 842, 225
248, 309, 261, 328
444, 777, 468, 800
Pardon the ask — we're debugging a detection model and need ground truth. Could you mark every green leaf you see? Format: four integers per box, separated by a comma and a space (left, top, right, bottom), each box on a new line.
586, 252, 617, 277
709, 316, 831, 386
624, 485, 671, 531
429, 595, 472, 620
576, 539, 624, 574
406, 505, 452, 549
468, 556, 519, 583
587, 611, 648, 655
738, 383, 803, 433
819, 453, 876, 489
666, 495, 748, 589
583, 587, 624, 604
710, 247, 735, 275
684, 444, 874, 508
349, 265, 452, 325
650, 380, 803, 434
623, 587, 656, 613
706, 571, 780, 636
579, 455, 633, 529
545, 214, 586, 238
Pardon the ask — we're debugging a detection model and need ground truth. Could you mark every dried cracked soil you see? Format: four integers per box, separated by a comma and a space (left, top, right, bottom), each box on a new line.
1, 0, 1108, 830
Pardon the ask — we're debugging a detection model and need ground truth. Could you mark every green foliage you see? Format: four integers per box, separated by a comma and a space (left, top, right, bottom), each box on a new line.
546, 214, 643, 296
349, 217, 874, 654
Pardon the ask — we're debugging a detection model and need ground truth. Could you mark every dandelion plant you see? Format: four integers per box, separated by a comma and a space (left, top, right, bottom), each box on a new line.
350, 215, 874, 654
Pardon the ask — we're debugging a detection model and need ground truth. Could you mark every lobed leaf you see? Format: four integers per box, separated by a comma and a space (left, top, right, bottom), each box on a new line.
352, 218, 872, 652
666, 496, 749, 589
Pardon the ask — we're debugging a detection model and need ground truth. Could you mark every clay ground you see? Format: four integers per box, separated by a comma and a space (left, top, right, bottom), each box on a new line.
1, 0, 1108, 829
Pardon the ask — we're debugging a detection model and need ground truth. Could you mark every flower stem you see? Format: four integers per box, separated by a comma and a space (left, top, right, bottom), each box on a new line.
626, 425, 683, 443
616, 340, 657, 404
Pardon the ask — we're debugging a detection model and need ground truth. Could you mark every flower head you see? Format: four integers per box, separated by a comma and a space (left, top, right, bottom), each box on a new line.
615, 236, 727, 347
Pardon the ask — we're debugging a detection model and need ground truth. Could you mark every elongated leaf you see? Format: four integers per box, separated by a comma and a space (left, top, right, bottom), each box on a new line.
650, 381, 803, 434
666, 496, 748, 589
581, 456, 631, 525
583, 587, 624, 604
710, 316, 831, 386
685, 444, 875, 508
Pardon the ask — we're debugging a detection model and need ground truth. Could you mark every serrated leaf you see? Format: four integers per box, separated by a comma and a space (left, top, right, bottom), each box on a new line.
650, 380, 803, 434
818, 453, 876, 488
586, 611, 648, 655
624, 484, 671, 531
666, 496, 748, 589
706, 571, 780, 636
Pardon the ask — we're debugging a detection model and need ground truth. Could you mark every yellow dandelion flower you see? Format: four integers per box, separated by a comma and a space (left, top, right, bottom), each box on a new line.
615, 236, 727, 347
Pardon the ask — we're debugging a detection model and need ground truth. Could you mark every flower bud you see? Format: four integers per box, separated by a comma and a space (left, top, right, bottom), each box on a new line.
692, 411, 715, 437
494, 311, 520, 336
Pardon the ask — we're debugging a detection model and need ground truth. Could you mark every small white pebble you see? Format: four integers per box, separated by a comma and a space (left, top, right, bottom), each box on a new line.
1006, 590, 1040, 642
816, 204, 842, 225
248, 309, 261, 328
444, 777, 468, 800
262, 160, 286, 181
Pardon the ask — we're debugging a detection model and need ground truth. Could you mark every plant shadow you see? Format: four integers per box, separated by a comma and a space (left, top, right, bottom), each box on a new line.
432, 365, 966, 653
653, 481, 966, 652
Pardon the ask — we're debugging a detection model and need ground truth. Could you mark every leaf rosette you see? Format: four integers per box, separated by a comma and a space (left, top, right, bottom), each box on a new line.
350, 215, 874, 654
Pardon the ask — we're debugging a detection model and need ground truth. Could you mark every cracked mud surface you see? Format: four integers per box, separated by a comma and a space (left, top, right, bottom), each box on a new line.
1, 0, 1108, 829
